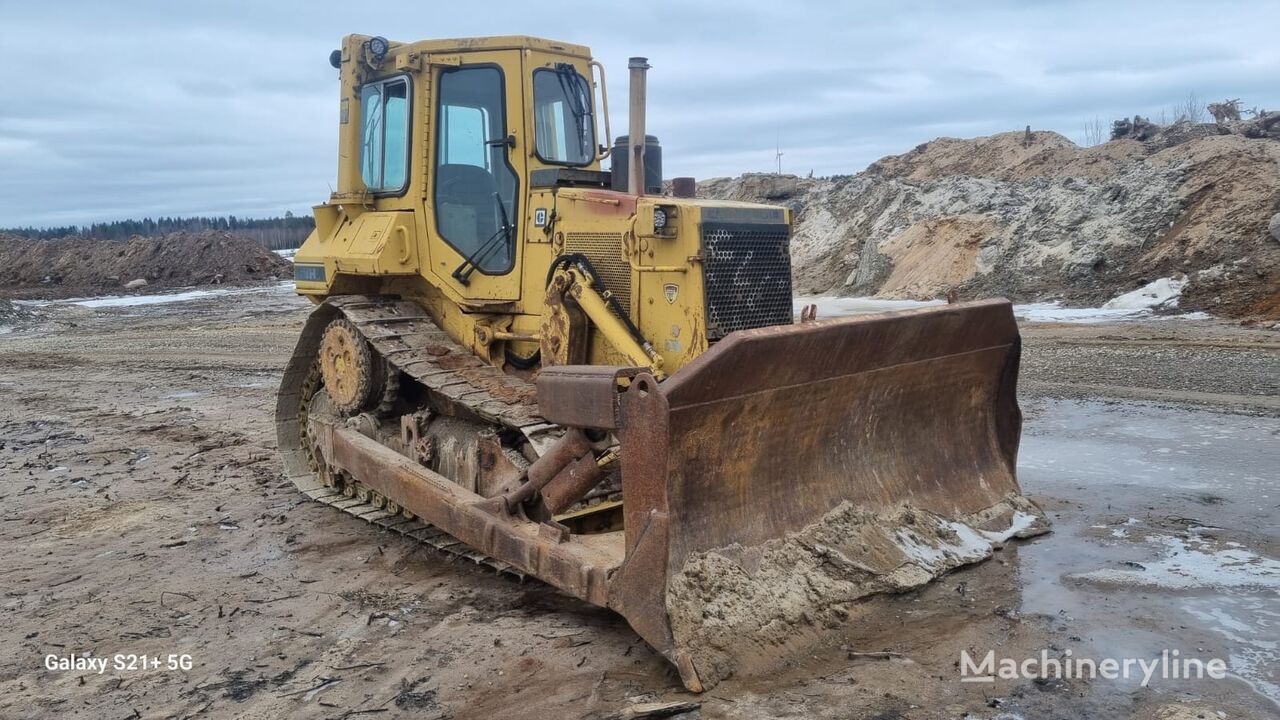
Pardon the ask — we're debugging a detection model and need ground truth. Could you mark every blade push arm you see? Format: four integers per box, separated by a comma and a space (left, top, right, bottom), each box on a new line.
541, 260, 665, 377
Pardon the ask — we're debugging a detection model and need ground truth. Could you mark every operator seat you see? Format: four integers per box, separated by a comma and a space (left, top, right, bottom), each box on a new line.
436, 163, 509, 270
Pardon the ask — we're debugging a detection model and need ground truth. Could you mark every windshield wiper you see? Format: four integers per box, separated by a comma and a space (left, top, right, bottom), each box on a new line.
451, 192, 513, 286
554, 63, 592, 152
361, 105, 383, 180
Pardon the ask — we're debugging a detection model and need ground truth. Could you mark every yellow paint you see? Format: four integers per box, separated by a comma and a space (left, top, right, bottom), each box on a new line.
295, 34, 791, 375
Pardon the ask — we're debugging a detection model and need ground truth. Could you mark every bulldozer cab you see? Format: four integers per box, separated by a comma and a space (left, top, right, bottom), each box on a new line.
298, 34, 798, 377
316, 35, 604, 304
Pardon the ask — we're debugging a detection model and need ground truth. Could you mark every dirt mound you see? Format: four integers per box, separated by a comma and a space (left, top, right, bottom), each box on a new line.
867, 130, 1146, 182
0, 231, 292, 300
700, 126, 1280, 321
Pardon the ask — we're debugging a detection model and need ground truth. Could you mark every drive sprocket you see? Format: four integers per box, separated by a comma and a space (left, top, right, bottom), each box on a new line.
318, 317, 384, 416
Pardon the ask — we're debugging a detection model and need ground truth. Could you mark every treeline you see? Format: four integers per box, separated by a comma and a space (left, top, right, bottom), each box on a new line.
2, 213, 315, 250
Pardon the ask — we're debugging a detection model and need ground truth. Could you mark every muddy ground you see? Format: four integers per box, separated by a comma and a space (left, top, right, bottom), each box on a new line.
1, 286, 1277, 719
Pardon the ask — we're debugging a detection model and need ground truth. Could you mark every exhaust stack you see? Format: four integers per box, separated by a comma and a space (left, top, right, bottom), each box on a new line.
627, 57, 650, 196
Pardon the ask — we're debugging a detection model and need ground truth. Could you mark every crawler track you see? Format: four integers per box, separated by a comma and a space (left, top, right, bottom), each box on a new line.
275, 295, 553, 577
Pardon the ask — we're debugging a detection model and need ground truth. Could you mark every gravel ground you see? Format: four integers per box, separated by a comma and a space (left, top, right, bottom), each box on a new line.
1021, 320, 1280, 412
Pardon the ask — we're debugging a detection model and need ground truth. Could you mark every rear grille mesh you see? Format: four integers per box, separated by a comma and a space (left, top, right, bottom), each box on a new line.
701, 222, 793, 340
564, 232, 630, 315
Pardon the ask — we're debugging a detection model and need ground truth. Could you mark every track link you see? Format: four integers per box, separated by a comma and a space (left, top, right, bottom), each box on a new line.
289, 474, 522, 575
276, 295, 551, 578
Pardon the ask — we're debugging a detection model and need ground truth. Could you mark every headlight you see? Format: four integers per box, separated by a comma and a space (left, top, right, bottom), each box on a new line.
653, 207, 668, 230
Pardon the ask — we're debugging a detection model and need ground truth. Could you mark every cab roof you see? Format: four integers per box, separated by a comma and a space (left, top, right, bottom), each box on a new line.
376, 35, 592, 59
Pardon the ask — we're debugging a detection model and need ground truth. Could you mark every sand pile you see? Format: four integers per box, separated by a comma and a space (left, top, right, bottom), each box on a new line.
701, 124, 1280, 321
667, 494, 1048, 687
0, 231, 292, 300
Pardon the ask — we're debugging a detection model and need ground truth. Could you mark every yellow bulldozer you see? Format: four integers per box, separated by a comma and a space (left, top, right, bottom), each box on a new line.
276, 34, 1045, 691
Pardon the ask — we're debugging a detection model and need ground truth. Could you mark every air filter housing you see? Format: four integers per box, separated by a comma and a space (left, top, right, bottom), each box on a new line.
610, 135, 662, 194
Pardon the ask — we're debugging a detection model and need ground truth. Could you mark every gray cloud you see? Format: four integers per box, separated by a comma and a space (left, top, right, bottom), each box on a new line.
2, 0, 1277, 226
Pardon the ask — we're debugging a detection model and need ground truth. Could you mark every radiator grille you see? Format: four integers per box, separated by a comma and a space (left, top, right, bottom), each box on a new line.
564, 232, 630, 314
701, 222, 793, 340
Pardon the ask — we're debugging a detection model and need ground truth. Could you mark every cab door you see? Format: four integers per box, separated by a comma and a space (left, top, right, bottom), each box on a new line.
425, 53, 526, 301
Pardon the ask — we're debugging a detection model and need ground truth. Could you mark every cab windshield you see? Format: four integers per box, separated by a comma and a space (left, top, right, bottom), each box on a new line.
532, 65, 594, 165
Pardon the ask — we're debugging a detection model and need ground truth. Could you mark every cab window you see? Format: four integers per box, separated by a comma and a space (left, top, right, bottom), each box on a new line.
533, 66, 593, 165
434, 66, 519, 274
359, 77, 410, 193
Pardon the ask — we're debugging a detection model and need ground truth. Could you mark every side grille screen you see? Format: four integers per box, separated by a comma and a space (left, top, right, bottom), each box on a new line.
701, 222, 793, 340
564, 233, 630, 315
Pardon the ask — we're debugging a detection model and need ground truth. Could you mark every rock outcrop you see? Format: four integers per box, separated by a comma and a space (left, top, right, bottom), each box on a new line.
700, 126, 1280, 321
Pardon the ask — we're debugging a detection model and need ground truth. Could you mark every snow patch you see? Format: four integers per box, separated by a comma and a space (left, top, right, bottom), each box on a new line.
1071, 535, 1280, 590
27, 282, 295, 309
1102, 276, 1186, 310
979, 510, 1042, 543
894, 521, 991, 569
795, 295, 1211, 324
274, 247, 299, 261
1012, 302, 1153, 323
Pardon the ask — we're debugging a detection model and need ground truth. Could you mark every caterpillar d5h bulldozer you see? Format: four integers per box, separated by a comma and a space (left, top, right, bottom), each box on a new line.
277, 34, 1047, 690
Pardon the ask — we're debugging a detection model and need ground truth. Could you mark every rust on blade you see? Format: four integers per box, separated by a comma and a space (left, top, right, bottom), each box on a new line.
637, 299, 1025, 689
607, 372, 703, 689
655, 298, 1022, 564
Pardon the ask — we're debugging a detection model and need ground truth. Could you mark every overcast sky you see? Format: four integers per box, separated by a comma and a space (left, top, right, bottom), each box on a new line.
3, 0, 1277, 227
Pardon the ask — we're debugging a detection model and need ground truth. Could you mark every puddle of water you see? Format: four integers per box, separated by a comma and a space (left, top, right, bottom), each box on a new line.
1020, 399, 1278, 495
1016, 397, 1280, 709
1182, 596, 1280, 703
225, 373, 277, 390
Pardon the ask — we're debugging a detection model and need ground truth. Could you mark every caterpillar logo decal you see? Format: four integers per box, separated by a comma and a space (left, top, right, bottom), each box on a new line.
663, 283, 679, 304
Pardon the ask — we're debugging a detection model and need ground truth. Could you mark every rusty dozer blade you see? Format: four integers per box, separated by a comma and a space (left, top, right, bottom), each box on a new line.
540, 298, 1048, 690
